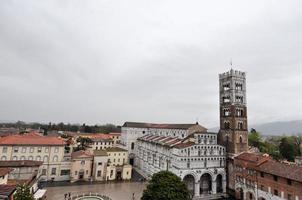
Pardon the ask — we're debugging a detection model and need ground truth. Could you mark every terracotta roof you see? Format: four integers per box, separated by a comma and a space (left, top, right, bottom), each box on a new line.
258, 160, 302, 183
106, 147, 128, 152
123, 122, 203, 130
109, 132, 121, 136
0, 134, 65, 146
138, 134, 182, 147
79, 133, 113, 140
0, 168, 11, 176
71, 150, 93, 159
0, 160, 43, 168
0, 185, 16, 197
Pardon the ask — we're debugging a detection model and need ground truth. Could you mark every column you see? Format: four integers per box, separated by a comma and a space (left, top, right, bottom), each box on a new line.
194, 181, 200, 197
223, 180, 227, 193
212, 181, 217, 194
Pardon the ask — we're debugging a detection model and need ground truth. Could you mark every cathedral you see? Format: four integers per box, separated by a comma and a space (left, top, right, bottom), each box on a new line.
120, 69, 248, 199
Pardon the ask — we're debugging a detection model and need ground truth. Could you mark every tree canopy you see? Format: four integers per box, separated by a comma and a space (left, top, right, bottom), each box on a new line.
14, 184, 34, 200
141, 171, 191, 200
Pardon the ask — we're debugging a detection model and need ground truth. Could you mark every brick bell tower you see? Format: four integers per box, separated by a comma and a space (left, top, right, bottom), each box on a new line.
218, 69, 248, 155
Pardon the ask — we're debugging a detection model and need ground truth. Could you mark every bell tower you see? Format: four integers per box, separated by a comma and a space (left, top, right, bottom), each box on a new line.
218, 69, 248, 155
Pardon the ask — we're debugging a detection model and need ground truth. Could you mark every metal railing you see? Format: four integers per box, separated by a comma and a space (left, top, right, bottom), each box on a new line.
71, 192, 112, 200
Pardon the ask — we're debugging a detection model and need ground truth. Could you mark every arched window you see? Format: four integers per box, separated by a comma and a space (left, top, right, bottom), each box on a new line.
20, 156, 26, 160
36, 156, 41, 161
53, 155, 58, 162
238, 122, 243, 130
12, 156, 18, 160
43, 156, 49, 162
1, 156, 6, 161
224, 121, 230, 129
239, 136, 243, 143
28, 156, 33, 160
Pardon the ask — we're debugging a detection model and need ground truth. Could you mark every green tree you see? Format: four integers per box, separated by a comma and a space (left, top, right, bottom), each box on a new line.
14, 184, 34, 200
279, 137, 299, 161
141, 171, 191, 200
248, 129, 262, 148
75, 137, 93, 151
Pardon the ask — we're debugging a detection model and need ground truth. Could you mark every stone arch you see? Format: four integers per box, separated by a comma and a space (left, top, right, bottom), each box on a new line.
246, 191, 255, 200
200, 173, 212, 195
183, 174, 195, 197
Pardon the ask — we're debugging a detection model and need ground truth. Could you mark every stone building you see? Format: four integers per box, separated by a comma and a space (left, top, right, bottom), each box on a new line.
121, 122, 227, 198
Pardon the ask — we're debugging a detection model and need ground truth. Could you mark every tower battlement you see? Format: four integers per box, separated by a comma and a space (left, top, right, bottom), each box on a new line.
219, 69, 246, 79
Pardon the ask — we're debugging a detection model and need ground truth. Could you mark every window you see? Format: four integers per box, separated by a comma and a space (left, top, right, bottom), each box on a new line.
55, 147, 59, 153
131, 142, 135, 150
43, 156, 49, 162
223, 96, 230, 103
110, 170, 113, 177
53, 156, 58, 162
60, 170, 70, 176
223, 109, 230, 116
38, 147, 42, 153
239, 136, 243, 143
75, 171, 78, 175
287, 179, 292, 185
273, 175, 278, 182
20, 156, 26, 160
224, 121, 230, 129
223, 83, 230, 91
98, 162, 102, 166
260, 172, 264, 177
51, 168, 56, 175
14, 147, 19, 153
36, 156, 41, 161
81, 160, 85, 165
2, 147, 7, 153
97, 170, 102, 177
42, 169, 47, 175
28, 156, 33, 160
238, 122, 244, 130
86, 170, 88, 175
274, 189, 278, 196
22, 147, 26, 153
1, 156, 7, 161
45, 147, 49, 153
30, 147, 34, 153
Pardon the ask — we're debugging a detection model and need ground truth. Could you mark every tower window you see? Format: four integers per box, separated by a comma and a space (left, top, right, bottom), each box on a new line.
239, 136, 243, 143
224, 121, 230, 129
223, 108, 230, 116
223, 96, 230, 103
236, 109, 244, 117
235, 83, 243, 90
238, 122, 244, 130
235, 96, 243, 103
223, 83, 230, 91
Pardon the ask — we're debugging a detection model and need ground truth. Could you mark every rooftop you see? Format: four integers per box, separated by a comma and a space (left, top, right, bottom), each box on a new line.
93, 150, 108, 156
0, 168, 11, 176
0, 160, 43, 168
71, 150, 93, 159
122, 122, 205, 130
106, 147, 128, 152
138, 134, 183, 147
0, 185, 16, 197
0, 133, 65, 146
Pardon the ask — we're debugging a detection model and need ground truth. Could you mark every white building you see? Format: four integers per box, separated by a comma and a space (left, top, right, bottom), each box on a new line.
121, 122, 227, 198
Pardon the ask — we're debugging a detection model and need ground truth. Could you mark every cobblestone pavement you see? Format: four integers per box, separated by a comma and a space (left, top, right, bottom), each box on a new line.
45, 182, 146, 200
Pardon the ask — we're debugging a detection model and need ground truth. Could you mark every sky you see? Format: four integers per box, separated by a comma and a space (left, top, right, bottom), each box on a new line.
0, 0, 302, 128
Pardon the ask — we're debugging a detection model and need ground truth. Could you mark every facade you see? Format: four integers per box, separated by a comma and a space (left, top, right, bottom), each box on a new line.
121, 122, 226, 198
0, 133, 70, 182
70, 150, 93, 182
77, 133, 116, 151
234, 152, 302, 200
109, 133, 121, 145
92, 150, 108, 181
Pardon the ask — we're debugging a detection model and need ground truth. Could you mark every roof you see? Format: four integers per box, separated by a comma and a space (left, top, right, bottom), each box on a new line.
109, 132, 121, 136
93, 150, 108, 156
0, 160, 43, 168
78, 133, 113, 140
106, 147, 128, 152
71, 150, 93, 159
258, 160, 302, 183
174, 142, 195, 149
138, 134, 182, 147
0, 185, 16, 197
0, 134, 66, 146
0, 168, 11, 176
122, 122, 203, 130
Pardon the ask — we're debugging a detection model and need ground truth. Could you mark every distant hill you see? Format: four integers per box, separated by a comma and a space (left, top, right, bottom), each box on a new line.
209, 120, 302, 136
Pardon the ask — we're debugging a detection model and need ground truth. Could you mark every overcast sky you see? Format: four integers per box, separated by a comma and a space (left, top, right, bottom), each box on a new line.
1, 0, 302, 128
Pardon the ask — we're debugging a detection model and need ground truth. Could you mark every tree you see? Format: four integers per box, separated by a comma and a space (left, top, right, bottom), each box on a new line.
279, 137, 299, 161
14, 184, 34, 200
75, 136, 93, 151
248, 129, 262, 148
141, 171, 191, 200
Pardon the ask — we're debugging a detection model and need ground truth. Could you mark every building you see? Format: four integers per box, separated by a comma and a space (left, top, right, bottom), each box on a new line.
295, 156, 302, 165
109, 133, 121, 145
77, 133, 115, 151
92, 150, 108, 181
217, 69, 250, 196
70, 150, 93, 182
0, 185, 16, 200
0, 133, 70, 182
0, 168, 11, 185
121, 122, 226, 198
234, 152, 302, 200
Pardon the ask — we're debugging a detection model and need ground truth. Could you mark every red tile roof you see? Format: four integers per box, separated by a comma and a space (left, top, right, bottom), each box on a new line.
0, 185, 16, 197
71, 150, 93, 159
174, 142, 195, 149
0, 168, 11, 176
0, 134, 65, 146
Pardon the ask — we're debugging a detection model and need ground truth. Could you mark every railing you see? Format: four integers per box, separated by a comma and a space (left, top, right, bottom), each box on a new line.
71, 193, 112, 200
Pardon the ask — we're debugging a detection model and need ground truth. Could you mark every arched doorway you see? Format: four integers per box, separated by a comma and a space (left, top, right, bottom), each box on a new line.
235, 188, 244, 200
258, 197, 266, 200
183, 174, 195, 197
200, 173, 212, 194
216, 174, 223, 193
